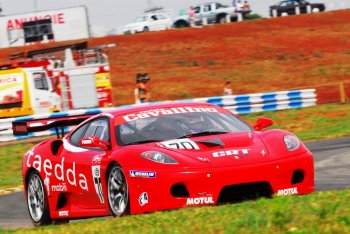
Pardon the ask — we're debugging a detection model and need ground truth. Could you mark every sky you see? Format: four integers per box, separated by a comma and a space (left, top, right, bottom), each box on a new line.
0, 0, 349, 36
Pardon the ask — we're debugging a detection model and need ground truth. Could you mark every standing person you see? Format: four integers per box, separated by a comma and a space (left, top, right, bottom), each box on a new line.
188, 6, 195, 27
141, 73, 151, 102
223, 81, 233, 95
232, 0, 237, 7
134, 73, 151, 103
134, 73, 142, 104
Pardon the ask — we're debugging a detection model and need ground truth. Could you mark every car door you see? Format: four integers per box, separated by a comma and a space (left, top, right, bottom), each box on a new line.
64, 117, 111, 209
297, 0, 308, 13
201, 3, 215, 24
149, 14, 160, 31
157, 13, 170, 30
29, 71, 60, 114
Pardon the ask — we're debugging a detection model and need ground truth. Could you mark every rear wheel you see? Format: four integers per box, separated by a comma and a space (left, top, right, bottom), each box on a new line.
218, 15, 227, 24
107, 164, 129, 216
143, 26, 149, 32
27, 171, 52, 226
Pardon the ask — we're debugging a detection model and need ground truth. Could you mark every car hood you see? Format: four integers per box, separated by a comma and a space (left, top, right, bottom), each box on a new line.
152, 132, 271, 168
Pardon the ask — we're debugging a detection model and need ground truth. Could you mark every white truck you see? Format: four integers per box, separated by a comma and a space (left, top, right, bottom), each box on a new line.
173, 2, 251, 28
0, 42, 114, 118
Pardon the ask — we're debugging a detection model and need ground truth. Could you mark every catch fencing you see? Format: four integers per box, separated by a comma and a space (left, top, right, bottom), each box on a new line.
0, 89, 316, 142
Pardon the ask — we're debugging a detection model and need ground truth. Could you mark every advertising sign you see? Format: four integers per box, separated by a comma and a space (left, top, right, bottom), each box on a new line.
0, 6, 90, 48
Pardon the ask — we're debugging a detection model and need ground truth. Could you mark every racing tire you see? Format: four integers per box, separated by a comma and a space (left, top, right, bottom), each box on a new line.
26, 171, 52, 227
143, 26, 149, 32
175, 21, 188, 28
107, 164, 130, 216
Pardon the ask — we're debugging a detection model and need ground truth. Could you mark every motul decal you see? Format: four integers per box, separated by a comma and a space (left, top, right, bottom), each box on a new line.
277, 187, 298, 196
92, 166, 104, 203
186, 196, 214, 206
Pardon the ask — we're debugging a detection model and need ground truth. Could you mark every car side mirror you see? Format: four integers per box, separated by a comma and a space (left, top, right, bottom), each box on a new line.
253, 117, 273, 131
80, 136, 109, 151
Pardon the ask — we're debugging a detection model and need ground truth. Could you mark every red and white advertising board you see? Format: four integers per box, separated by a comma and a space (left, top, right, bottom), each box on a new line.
0, 6, 90, 48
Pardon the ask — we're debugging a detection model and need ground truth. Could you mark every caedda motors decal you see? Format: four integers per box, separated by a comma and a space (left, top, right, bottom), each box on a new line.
25, 150, 89, 191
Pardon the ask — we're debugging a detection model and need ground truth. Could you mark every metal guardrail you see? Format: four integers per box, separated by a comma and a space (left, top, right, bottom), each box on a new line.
0, 89, 316, 142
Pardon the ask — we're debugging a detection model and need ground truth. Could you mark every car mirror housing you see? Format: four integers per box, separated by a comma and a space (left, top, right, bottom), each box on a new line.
253, 117, 273, 131
80, 136, 109, 151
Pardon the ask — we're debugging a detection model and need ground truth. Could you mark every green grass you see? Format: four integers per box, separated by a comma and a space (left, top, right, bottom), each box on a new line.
0, 143, 35, 190
1, 190, 349, 233
243, 103, 350, 141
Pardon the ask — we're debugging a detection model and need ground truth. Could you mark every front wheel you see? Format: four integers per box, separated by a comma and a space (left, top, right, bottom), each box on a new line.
107, 164, 129, 216
27, 171, 52, 226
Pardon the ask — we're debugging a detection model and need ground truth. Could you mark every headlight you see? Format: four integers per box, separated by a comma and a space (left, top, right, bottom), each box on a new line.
141, 151, 178, 164
284, 135, 300, 151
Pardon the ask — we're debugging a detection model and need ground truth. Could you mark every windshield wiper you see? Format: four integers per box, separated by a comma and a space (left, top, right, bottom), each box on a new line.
178, 131, 228, 139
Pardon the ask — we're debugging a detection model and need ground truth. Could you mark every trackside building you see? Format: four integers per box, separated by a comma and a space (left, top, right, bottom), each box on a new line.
0, 6, 90, 48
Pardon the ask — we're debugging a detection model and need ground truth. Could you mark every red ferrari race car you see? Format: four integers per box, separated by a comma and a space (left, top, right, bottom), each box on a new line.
13, 102, 314, 226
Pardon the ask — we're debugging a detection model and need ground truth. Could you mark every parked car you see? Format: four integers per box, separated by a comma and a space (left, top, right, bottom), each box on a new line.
122, 13, 172, 34
269, 0, 325, 17
14, 102, 314, 226
173, 2, 251, 28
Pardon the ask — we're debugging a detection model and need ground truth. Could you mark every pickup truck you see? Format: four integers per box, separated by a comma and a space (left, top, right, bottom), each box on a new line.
173, 2, 251, 28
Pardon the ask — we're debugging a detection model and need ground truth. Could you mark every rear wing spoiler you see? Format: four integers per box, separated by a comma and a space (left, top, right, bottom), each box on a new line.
12, 115, 92, 138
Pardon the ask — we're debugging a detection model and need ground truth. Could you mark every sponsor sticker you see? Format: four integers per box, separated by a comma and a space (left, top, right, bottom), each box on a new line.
92, 155, 102, 164
129, 170, 156, 178
44, 175, 50, 195
139, 192, 149, 206
58, 210, 69, 217
51, 183, 67, 192
92, 166, 104, 203
186, 196, 214, 206
160, 139, 200, 150
212, 149, 249, 158
123, 107, 218, 122
277, 187, 298, 196
26, 152, 88, 191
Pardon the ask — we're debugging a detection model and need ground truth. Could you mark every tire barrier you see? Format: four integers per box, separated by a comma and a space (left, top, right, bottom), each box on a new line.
0, 89, 316, 142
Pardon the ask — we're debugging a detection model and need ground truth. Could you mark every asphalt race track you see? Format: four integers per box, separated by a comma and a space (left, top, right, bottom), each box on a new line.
1, 136, 349, 229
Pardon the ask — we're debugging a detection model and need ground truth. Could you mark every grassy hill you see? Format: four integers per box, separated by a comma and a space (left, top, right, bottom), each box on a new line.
1, 10, 350, 106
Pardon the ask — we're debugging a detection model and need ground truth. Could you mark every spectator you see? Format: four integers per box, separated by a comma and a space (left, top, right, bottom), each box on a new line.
188, 6, 195, 27
134, 73, 142, 104
232, 0, 237, 7
236, 0, 244, 11
134, 73, 151, 104
223, 81, 233, 95
141, 73, 151, 102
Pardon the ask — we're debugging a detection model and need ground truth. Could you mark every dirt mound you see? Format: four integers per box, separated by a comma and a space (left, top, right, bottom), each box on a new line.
1, 10, 350, 105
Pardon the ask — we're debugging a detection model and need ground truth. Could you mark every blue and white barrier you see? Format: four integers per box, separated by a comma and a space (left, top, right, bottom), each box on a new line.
0, 89, 316, 142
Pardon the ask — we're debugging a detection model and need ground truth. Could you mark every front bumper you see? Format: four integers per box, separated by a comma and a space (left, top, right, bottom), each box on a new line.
126, 151, 314, 214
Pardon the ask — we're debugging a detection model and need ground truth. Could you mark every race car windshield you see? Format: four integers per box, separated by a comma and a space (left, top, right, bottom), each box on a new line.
115, 111, 252, 146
